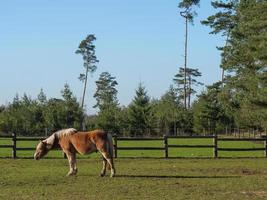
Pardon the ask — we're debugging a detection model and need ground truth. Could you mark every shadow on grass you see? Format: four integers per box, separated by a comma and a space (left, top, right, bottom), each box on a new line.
116, 174, 240, 179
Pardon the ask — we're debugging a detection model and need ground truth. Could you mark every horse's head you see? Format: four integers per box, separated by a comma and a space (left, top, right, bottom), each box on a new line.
34, 140, 51, 160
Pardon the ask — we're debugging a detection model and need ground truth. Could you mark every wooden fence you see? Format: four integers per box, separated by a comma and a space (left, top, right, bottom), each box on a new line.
113, 134, 267, 158
0, 133, 266, 158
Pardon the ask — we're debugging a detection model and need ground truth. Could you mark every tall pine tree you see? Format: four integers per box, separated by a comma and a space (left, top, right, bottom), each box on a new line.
93, 72, 119, 132
75, 34, 99, 110
128, 84, 153, 136
178, 0, 200, 109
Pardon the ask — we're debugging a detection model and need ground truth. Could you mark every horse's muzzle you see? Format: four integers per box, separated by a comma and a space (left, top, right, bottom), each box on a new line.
34, 153, 40, 160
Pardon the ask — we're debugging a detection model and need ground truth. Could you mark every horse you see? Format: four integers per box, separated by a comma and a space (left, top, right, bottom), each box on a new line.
34, 128, 115, 177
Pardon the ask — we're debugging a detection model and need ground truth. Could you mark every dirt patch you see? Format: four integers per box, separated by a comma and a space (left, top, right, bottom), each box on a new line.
241, 191, 267, 198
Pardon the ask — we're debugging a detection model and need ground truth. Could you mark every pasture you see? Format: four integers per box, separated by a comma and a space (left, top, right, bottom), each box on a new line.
1, 137, 267, 199
0, 158, 267, 200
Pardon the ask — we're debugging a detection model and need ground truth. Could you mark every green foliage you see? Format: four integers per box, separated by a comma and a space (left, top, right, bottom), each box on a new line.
201, 0, 267, 131
94, 72, 118, 109
152, 86, 193, 135
178, 0, 200, 23
221, 0, 267, 129
153, 86, 181, 135
93, 72, 120, 133
0, 86, 83, 136
193, 82, 233, 134
201, 0, 237, 36
173, 67, 203, 108
75, 34, 99, 77
128, 84, 154, 136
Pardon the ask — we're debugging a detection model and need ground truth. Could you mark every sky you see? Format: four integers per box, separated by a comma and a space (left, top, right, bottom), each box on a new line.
0, 0, 225, 113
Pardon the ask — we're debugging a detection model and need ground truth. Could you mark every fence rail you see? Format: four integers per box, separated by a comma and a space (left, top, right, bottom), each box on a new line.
0, 133, 266, 158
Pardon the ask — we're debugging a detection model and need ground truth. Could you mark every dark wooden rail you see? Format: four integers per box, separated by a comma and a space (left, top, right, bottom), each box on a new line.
113, 134, 267, 158
0, 133, 266, 158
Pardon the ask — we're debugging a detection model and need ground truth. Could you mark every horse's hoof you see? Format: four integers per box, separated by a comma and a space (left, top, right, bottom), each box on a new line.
66, 172, 76, 176
100, 173, 105, 177
110, 174, 115, 178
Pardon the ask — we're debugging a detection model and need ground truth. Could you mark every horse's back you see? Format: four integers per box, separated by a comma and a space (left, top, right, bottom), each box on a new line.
87, 129, 107, 141
60, 129, 107, 155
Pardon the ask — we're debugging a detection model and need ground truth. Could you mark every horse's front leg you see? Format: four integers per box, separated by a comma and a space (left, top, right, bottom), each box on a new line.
65, 151, 77, 176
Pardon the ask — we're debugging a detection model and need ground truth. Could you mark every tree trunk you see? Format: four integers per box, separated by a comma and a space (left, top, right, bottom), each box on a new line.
80, 66, 89, 130
188, 75, 191, 109
81, 66, 89, 109
184, 16, 188, 109
221, 30, 230, 86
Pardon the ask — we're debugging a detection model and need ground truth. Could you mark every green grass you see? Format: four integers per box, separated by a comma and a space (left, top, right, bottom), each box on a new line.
0, 138, 266, 158
0, 158, 266, 200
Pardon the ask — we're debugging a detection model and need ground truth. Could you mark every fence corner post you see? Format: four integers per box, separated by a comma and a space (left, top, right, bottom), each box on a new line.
213, 133, 218, 158
163, 135, 168, 158
114, 134, 118, 158
12, 132, 17, 159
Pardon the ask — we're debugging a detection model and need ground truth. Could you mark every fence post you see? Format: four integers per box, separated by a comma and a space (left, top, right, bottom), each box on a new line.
12, 132, 17, 159
114, 134, 117, 158
213, 134, 218, 158
163, 135, 168, 158
264, 137, 267, 158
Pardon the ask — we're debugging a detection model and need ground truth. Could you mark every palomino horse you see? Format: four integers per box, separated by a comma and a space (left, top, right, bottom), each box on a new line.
34, 128, 115, 177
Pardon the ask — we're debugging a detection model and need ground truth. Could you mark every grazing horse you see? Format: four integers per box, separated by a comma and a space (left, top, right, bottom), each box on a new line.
34, 128, 115, 177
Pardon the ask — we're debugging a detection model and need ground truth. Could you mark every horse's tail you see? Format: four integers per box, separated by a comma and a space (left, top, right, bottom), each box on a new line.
107, 133, 114, 159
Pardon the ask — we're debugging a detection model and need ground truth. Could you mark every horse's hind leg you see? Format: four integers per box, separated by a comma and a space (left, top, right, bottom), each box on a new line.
100, 151, 115, 178
72, 153, 78, 174
100, 157, 107, 177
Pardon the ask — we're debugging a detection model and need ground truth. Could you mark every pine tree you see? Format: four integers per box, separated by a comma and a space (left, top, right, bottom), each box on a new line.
193, 82, 231, 134
202, 0, 267, 130
75, 34, 99, 110
154, 85, 183, 135
221, 0, 267, 129
93, 72, 119, 132
94, 72, 118, 110
178, 0, 200, 109
173, 67, 203, 108
60, 84, 83, 129
201, 0, 238, 84
37, 89, 47, 104
128, 84, 153, 136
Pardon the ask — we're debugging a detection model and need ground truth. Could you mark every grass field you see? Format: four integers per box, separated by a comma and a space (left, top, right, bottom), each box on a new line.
0, 137, 266, 158
0, 158, 267, 200
0, 138, 267, 199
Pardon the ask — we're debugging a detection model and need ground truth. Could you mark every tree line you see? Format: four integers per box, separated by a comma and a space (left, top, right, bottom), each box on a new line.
0, 84, 83, 136
0, 0, 266, 136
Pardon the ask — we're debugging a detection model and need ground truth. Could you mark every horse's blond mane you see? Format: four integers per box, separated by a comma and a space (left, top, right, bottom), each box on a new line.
55, 128, 77, 138
42, 128, 77, 149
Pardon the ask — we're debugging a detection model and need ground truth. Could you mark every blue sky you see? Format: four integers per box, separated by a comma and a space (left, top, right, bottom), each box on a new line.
0, 0, 225, 113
